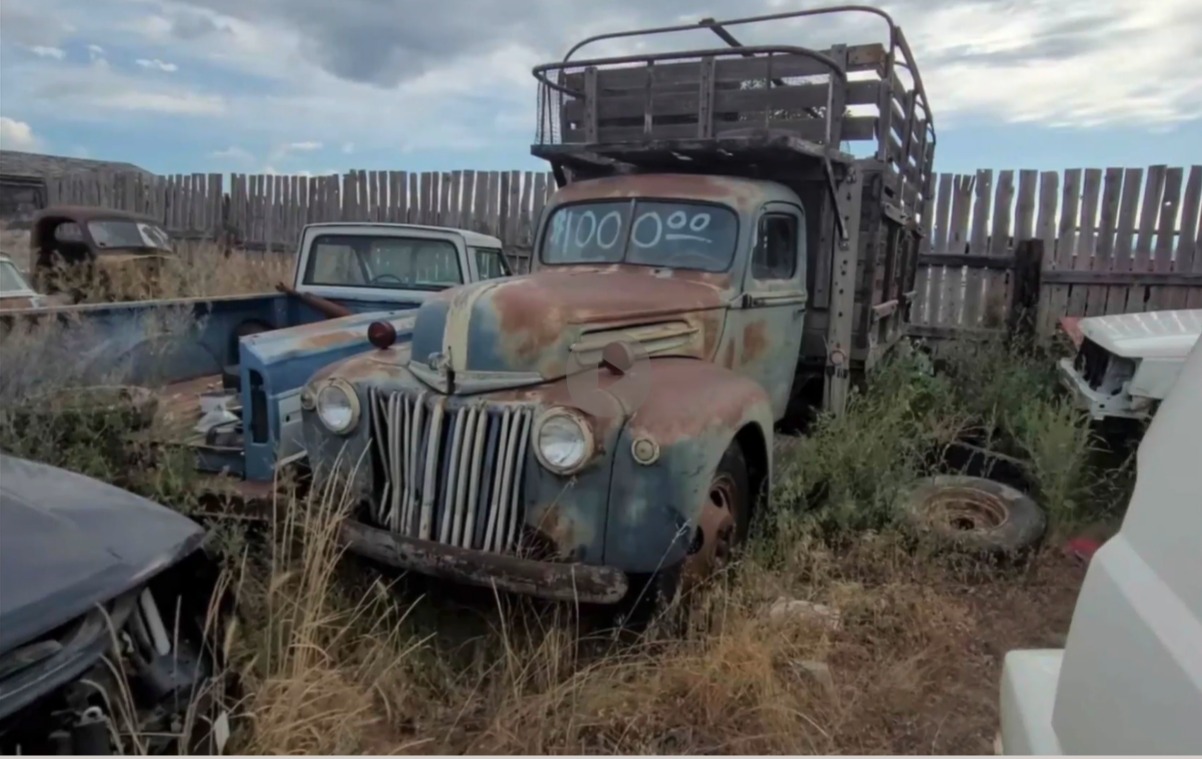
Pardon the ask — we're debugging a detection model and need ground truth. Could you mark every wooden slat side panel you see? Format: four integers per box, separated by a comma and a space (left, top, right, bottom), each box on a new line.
578, 44, 885, 90
572, 115, 879, 145
563, 79, 880, 123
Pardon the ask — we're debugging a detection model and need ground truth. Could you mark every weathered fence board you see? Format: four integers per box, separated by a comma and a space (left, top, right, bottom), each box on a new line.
46, 167, 557, 257
907, 163, 1202, 338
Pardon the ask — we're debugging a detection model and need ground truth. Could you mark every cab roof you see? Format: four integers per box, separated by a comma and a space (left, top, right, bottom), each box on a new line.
303, 222, 504, 249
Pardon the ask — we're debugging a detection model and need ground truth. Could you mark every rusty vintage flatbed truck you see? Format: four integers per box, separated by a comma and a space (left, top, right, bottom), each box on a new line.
301, 5, 936, 605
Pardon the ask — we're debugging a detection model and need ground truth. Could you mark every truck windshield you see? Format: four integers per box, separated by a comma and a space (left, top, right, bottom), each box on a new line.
542, 200, 738, 272
304, 234, 463, 290
88, 220, 171, 250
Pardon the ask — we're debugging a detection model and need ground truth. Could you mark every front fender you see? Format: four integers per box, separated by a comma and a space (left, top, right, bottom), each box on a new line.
241, 311, 416, 482
603, 358, 774, 572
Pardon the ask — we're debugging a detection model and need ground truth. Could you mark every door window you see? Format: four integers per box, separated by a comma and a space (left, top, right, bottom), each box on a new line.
752, 213, 799, 280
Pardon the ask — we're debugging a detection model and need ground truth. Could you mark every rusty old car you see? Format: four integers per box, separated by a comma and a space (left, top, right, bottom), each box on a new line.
299, 5, 936, 606
30, 206, 175, 301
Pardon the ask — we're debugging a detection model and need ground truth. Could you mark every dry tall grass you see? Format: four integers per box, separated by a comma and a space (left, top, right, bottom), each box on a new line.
205, 480, 1085, 755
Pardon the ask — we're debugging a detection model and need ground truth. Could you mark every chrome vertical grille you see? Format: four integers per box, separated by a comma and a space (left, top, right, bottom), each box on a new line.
368, 389, 533, 553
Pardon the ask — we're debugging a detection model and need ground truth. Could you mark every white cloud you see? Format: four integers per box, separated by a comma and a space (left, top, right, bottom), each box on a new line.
30, 45, 66, 59
907, 0, 1202, 128
0, 117, 42, 151
87, 44, 106, 61
3, 0, 1199, 172
104, 91, 221, 114
210, 145, 255, 163
136, 58, 180, 73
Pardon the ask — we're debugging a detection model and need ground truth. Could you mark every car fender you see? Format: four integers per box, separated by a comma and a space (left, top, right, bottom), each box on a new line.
602, 357, 774, 572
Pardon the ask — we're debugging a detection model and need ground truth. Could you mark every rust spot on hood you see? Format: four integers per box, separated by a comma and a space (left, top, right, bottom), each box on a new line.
493, 265, 724, 333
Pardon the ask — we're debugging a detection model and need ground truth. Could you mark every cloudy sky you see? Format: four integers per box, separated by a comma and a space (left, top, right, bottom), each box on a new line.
1, 0, 1198, 177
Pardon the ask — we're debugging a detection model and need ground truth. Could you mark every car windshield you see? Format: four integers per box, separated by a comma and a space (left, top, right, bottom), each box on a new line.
541, 200, 739, 272
87, 220, 171, 250
472, 247, 512, 279
0, 261, 31, 294
304, 234, 463, 290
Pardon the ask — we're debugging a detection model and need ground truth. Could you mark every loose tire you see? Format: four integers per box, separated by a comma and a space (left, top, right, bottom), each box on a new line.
901, 475, 1047, 558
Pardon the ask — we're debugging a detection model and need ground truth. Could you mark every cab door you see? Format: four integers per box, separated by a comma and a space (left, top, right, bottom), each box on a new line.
723, 201, 808, 419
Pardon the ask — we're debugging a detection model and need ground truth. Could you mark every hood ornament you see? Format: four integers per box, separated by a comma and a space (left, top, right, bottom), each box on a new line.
424, 349, 455, 393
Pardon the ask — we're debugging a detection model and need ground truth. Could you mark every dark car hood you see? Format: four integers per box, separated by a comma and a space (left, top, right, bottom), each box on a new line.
0, 455, 205, 654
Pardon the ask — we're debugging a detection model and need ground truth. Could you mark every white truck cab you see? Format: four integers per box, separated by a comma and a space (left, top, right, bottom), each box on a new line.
1058, 309, 1202, 422
1000, 336, 1202, 754
292, 222, 511, 304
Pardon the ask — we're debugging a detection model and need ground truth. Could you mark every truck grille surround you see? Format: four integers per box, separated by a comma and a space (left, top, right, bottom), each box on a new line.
367, 388, 534, 553
1074, 338, 1111, 390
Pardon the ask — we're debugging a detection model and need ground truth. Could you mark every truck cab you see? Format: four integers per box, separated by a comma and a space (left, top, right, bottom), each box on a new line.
299, 5, 935, 604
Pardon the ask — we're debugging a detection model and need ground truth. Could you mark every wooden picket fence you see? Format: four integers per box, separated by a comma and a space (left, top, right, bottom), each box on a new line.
45, 163, 1202, 334
912, 164, 1202, 339
47, 169, 557, 259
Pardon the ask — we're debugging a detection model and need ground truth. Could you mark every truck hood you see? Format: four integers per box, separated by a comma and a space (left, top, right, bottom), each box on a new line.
408, 266, 726, 389
1080, 309, 1202, 359
0, 455, 205, 655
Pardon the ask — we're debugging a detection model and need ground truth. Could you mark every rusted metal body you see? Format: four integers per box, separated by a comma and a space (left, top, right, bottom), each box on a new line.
300, 5, 936, 604
29, 206, 175, 298
301, 176, 786, 600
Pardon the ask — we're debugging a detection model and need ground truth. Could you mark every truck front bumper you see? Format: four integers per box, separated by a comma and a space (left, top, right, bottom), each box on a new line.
1056, 358, 1149, 421
339, 519, 630, 605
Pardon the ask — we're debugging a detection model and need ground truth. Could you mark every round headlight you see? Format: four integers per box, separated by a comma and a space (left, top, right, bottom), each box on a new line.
315, 380, 360, 435
533, 409, 594, 475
